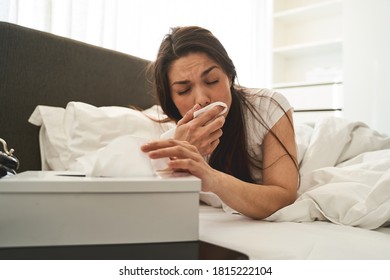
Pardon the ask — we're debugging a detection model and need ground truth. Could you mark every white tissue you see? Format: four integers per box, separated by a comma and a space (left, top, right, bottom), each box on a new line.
160, 127, 176, 140
90, 135, 168, 177
159, 102, 228, 140
193, 101, 227, 118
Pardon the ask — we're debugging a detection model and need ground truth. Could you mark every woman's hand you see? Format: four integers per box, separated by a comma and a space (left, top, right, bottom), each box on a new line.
174, 105, 225, 156
141, 139, 219, 192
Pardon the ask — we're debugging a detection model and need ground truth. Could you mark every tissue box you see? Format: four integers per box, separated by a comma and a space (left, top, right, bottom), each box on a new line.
0, 171, 201, 247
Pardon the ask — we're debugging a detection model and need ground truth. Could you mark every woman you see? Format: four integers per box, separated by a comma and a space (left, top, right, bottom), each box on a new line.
141, 26, 299, 219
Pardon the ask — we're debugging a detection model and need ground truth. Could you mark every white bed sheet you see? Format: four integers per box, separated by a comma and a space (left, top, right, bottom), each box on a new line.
199, 204, 390, 260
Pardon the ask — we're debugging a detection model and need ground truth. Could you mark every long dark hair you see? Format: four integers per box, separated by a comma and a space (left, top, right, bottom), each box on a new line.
150, 26, 297, 183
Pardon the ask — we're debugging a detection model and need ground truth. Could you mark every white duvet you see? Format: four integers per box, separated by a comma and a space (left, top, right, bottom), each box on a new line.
266, 117, 390, 229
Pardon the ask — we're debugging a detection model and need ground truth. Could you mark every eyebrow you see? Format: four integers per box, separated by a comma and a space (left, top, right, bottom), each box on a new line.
171, 65, 219, 86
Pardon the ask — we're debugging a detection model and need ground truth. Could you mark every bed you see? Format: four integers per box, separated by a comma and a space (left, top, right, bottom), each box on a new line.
1, 22, 390, 260
200, 205, 390, 259
200, 116, 390, 259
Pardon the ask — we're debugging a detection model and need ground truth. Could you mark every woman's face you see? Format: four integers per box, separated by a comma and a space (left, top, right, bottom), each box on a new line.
167, 52, 232, 118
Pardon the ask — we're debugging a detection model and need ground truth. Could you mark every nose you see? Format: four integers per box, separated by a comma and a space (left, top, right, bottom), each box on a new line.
195, 87, 211, 107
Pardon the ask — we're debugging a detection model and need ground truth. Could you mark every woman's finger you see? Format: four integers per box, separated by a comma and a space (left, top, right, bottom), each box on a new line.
177, 104, 201, 126
140, 139, 179, 152
195, 106, 226, 126
142, 140, 200, 160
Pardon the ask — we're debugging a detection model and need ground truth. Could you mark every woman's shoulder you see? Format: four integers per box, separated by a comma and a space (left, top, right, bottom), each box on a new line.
242, 87, 292, 112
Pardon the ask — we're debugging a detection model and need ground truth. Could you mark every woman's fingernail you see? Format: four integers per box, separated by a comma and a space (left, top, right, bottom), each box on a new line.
140, 143, 150, 151
148, 151, 157, 159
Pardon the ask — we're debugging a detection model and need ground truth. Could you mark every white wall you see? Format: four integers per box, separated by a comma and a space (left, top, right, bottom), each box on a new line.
343, 0, 390, 135
0, 0, 271, 88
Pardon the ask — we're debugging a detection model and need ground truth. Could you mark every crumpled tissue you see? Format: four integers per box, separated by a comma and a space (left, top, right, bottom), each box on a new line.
90, 135, 169, 177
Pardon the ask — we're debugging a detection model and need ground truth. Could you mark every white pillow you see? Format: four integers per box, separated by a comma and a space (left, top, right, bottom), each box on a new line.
28, 105, 68, 170
29, 102, 175, 172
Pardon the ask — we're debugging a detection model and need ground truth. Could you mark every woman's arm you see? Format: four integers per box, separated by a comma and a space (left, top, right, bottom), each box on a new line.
141, 110, 298, 219
206, 110, 298, 219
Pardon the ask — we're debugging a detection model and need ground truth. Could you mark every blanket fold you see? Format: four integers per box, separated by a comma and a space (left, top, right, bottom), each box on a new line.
266, 117, 390, 229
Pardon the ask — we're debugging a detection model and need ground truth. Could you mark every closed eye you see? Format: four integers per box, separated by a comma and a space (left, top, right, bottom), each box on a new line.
177, 88, 190, 95
206, 79, 219, 85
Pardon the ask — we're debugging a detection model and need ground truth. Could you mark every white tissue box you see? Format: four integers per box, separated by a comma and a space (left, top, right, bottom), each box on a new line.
0, 171, 201, 247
